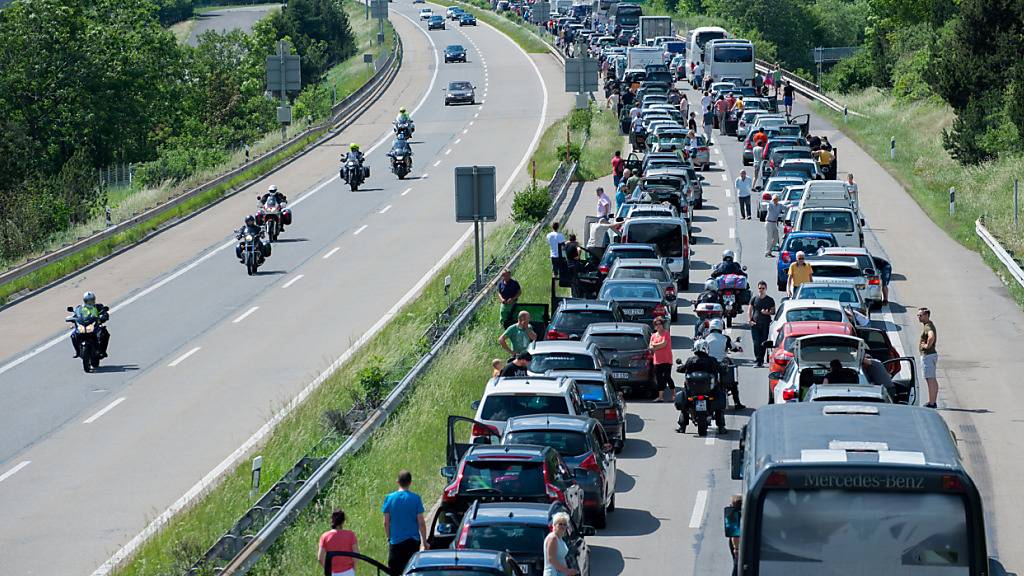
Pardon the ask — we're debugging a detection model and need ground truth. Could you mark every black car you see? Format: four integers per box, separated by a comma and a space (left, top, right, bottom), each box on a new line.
544, 370, 626, 451
404, 549, 527, 575
459, 12, 477, 25
449, 502, 593, 576
597, 279, 671, 328
581, 322, 656, 398
503, 415, 617, 528
546, 299, 624, 341
445, 80, 476, 105
428, 14, 446, 29
444, 44, 467, 63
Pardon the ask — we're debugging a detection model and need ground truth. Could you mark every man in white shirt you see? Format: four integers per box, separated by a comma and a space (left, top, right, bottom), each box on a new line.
546, 222, 565, 277
735, 170, 753, 220
764, 194, 785, 256
845, 173, 859, 208
596, 187, 612, 218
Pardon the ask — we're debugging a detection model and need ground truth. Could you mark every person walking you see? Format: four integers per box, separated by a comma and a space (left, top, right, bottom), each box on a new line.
772, 66, 782, 97
615, 178, 628, 210
700, 90, 712, 117
543, 512, 579, 576
764, 194, 785, 256
715, 95, 729, 133
649, 317, 675, 402
546, 222, 565, 277
679, 92, 689, 118
735, 170, 753, 219
497, 269, 522, 328
499, 310, 536, 356
845, 172, 859, 207
917, 308, 939, 408
783, 81, 795, 115
611, 151, 624, 187
319, 509, 359, 576
596, 186, 612, 218
702, 105, 715, 145
688, 111, 698, 133
786, 251, 813, 297
747, 281, 776, 367
381, 471, 427, 575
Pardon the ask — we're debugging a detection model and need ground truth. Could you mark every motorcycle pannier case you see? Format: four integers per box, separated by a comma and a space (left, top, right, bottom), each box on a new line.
362, 166, 370, 178
716, 274, 752, 305
254, 212, 265, 226
261, 242, 272, 257
282, 209, 292, 225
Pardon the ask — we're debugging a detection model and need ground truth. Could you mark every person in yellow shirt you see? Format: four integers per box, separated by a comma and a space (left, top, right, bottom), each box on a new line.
786, 251, 813, 297
733, 96, 745, 112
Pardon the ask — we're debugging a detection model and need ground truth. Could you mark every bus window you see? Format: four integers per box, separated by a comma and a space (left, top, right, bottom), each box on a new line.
714, 45, 753, 63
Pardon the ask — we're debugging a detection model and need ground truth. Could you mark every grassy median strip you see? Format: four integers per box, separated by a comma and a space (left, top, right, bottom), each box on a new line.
531, 105, 621, 182
434, 0, 551, 53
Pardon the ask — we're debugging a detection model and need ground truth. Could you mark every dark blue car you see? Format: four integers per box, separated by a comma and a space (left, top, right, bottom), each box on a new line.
459, 12, 477, 25
404, 549, 526, 575
444, 44, 467, 63
776, 231, 838, 291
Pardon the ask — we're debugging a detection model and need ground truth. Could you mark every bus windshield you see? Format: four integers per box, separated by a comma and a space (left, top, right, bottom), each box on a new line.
759, 490, 971, 575
714, 45, 753, 63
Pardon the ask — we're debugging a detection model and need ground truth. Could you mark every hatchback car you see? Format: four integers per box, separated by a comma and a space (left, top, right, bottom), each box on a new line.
444, 44, 467, 63
814, 246, 886, 306
445, 80, 476, 105
768, 299, 848, 343
446, 6, 463, 18
596, 244, 661, 277
597, 279, 671, 327
503, 415, 617, 527
794, 281, 867, 316
553, 370, 626, 452
470, 376, 590, 436
459, 12, 477, 25
546, 299, 624, 340
606, 258, 678, 320
526, 340, 605, 376
428, 14, 446, 29
775, 231, 838, 291
765, 320, 854, 402
581, 322, 654, 397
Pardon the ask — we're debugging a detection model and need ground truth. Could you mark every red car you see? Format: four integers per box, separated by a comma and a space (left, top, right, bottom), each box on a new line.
766, 321, 853, 403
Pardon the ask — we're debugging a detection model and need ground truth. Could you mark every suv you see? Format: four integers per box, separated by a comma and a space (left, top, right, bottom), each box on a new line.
546, 370, 626, 452
503, 415, 617, 527
581, 322, 655, 397
546, 300, 624, 340
471, 376, 591, 435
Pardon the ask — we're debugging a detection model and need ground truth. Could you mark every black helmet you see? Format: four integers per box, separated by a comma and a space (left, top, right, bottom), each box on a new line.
245, 215, 256, 226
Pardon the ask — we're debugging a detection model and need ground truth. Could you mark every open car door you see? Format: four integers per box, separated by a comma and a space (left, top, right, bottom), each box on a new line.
623, 151, 642, 175
446, 415, 500, 476
510, 302, 549, 341
788, 113, 810, 137
324, 551, 394, 576
882, 357, 917, 405
855, 326, 901, 376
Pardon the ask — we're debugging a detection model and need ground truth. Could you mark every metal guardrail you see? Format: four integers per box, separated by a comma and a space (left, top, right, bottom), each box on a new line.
0, 34, 403, 298
976, 218, 1024, 289
753, 57, 867, 118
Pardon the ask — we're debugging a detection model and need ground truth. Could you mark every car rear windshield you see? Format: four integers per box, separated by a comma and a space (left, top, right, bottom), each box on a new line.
586, 333, 647, 350
784, 236, 835, 253
646, 71, 673, 84
576, 382, 608, 402
600, 283, 662, 300
802, 211, 855, 233
613, 267, 670, 282
481, 395, 570, 421
786, 309, 844, 323
605, 248, 658, 263
409, 571, 497, 576
808, 264, 861, 278
766, 179, 803, 192
529, 352, 596, 372
796, 286, 859, 303
459, 461, 545, 495
554, 309, 617, 331
625, 223, 683, 257
463, 524, 548, 555
772, 150, 812, 162
504, 430, 590, 457
799, 341, 858, 365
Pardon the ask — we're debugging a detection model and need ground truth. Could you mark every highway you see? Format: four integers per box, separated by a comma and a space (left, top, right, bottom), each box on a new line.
0, 5, 572, 574
187, 4, 282, 47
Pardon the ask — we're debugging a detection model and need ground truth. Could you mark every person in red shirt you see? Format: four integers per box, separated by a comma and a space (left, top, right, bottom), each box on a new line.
752, 128, 768, 149
611, 150, 624, 187
649, 317, 675, 402
319, 509, 359, 576
714, 96, 728, 130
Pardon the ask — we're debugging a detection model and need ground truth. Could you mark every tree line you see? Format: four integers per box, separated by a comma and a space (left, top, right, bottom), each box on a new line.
0, 0, 355, 263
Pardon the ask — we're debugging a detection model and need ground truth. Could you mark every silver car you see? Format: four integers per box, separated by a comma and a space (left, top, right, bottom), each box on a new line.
802, 256, 878, 308
606, 258, 679, 320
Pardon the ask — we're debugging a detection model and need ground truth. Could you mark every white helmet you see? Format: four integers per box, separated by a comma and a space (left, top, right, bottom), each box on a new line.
268, 185, 277, 193
722, 249, 735, 262
709, 318, 724, 332
83, 291, 96, 305
704, 279, 717, 292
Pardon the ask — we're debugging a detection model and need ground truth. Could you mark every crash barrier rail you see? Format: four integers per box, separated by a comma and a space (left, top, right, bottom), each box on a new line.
211, 160, 579, 576
752, 57, 866, 118
0, 34, 403, 301
975, 218, 1024, 290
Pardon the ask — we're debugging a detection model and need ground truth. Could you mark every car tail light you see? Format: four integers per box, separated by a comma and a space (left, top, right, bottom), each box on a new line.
942, 475, 965, 492
442, 464, 464, 503
665, 285, 676, 298
683, 233, 689, 255
761, 192, 771, 201
765, 471, 788, 487
745, 140, 752, 149
783, 224, 792, 235
782, 388, 797, 401
621, 234, 628, 243
580, 453, 602, 474
868, 277, 881, 285
769, 159, 775, 169
653, 304, 667, 318
598, 264, 609, 274
772, 351, 791, 365
603, 407, 618, 421
781, 251, 791, 263
698, 147, 708, 152
547, 329, 568, 340
472, 422, 497, 438
456, 522, 471, 548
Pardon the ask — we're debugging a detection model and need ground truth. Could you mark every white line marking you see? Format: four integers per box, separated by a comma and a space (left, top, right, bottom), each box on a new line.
705, 429, 716, 445
454, 138, 461, 144
689, 490, 709, 528
881, 305, 906, 358
322, 247, 341, 259
83, 397, 126, 424
232, 306, 259, 323
445, 149, 452, 155
422, 173, 429, 179
727, 206, 734, 216
380, 204, 392, 214
721, 173, 728, 181
462, 128, 469, 134
354, 225, 368, 236
0, 461, 30, 483
729, 228, 736, 238
282, 274, 304, 289
401, 187, 412, 196
725, 189, 732, 198
433, 160, 441, 166
713, 148, 720, 155
92, 10, 552, 575
167, 347, 201, 367
474, 112, 479, 118
468, 120, 474, 126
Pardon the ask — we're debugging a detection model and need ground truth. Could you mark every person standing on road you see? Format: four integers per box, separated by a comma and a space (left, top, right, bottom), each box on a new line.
764, 194, 784, 256
702, 105, 715, 145
783, 81, 795, 115
382, 471, 427, 575
615, 178, 628, 210
625, 169, 640, 196
715, 95, 729, 133
845, 173, 859, 206
497, 269, 522, 328
596, 186, 612, 218
319, 509, 359, 576
499, 310, 537, 356
786, 251, 813, 297
735, 170, 753, 220
918, 308, 939, 408
649, 317, 675, 402
543, 512, 578, 576
701, 90, 712, 117
546, 222, 565, 277
772, 66, 782, 96
611, 151, 624, 187
747, 281, 776, 368
688, 111, 698, 133
679, 92, 689, 118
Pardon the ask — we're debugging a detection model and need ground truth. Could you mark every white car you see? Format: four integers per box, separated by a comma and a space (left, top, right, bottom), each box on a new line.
419, 7, 433, 19
470, 375, 590, 436
525, 340, 605, 377
736, 109, 768, 140
772, 334, 867, 404
813, 247, 886, 305
768, 299, 848, 343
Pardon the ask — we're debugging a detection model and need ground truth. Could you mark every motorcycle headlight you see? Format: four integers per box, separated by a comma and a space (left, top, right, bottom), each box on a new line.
245, 234, 254, 242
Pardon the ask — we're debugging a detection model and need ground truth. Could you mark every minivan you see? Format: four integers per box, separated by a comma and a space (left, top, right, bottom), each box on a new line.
793, 207, 864, 247
617, 216, 690, 289
800, 180, 858, 212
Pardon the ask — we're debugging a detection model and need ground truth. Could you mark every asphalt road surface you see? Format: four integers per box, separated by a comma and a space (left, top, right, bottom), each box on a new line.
187, 4, 282, 47
0, 5, 572, 574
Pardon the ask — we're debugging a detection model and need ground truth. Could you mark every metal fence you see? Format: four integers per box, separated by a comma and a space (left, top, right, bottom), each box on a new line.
97, 163, 136, 190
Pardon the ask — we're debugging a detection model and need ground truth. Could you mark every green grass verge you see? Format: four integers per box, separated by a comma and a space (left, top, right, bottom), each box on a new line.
531, 116, 578, 181
577, 107, 623, 181
434, 0, 551, 53
813, 88, 1024, 305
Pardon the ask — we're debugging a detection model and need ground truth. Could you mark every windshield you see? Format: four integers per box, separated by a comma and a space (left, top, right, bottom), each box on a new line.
480, 395, 570, 421
600, 282, 662, 300
798, 339, 859, 365
613, 267, 669, 282
625, 223, 682, 257
576, 381, 608, 402
786, 237, 836, 255
410, 572, 501, 576
463, 524, 548, 555
714, 45, 753, 62
449, 82, 472, 91
808, 264, 862, 278
529, 352, 597, 372
586, 333, 647, 350
759, 490, 970, 575
786, 308, 844, 323
604, 248, 657, 263
796, 286, 859, 303
553, 309, 617, 332
459, 461, 545, 495
766, 179, 803, 192
802, 211, 855, 233
646, 71, 673, 84
504, 430, 590, 457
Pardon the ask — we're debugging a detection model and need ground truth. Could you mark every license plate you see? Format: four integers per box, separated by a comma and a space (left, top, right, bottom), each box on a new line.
724, 295, 736, 304
695, 399, 707, 411
518, 563, 531, 574
613, 372, 630, 380
856, 284, 865, 289
624, 308, 644, 316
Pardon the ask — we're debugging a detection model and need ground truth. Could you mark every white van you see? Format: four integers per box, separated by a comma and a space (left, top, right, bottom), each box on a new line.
793, 207, 864, 247
702, 39, 755, 85
686, 26, 728, 83
799, 181, 858, 213
618, 216, 691, 288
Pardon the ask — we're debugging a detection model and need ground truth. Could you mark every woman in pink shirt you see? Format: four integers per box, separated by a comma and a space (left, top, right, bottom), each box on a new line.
318, 509, 359, 576
649, 317, 675, 402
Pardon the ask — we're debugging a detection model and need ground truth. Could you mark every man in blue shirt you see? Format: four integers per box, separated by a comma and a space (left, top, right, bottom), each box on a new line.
382, 470, 427, 574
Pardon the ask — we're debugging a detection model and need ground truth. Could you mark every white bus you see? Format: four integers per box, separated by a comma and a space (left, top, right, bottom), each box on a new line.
702, 39, 755, 84
685, 26, 728, 83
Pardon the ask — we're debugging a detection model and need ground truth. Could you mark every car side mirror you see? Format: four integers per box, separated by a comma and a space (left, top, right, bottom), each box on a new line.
741, 265, 748, 272
66, 306, 74, 312
863, 268, 876, 276
582, 525, 597, 536
440, 465, 456, 480
471, 400, 480, 410
730, 448, 744, 480
723, 505, 741, 537
860, 218, 866, 226
583, 401, 597, 412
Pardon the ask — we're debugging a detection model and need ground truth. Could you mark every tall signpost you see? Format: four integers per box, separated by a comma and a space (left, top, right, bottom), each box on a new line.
371, 0, 389, 64
455, 166, 498, 289
564, 56, 599, 109
266, 40, 301, 141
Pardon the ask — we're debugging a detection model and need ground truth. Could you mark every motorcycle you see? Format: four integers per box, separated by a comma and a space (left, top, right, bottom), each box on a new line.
391, 153, 411, 179
256, 195, 288, 242
341, 158, 368, 191
693, 302, 724, 340
673, 360, 724, 437
239, 229, 268, 276
394, 119, 414, 139
714, 274, 750, 328
66, 306, 107, 373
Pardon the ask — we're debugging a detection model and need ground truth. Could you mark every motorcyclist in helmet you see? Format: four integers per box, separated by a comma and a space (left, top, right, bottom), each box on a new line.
675, 347, 726, 433
69, 291, 111, 359
235, 215, 267, 262
257, 184, 289, 231
395, 107, 412, 125
342, 143, 365, 182
711, 249, 746, 278
697, 319, 745, 410
387, 132, 413, 169
694, 278, 721, 305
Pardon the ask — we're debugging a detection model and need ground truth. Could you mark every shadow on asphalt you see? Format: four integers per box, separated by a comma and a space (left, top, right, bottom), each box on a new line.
589, 545, 626, 575
700, 204, 720, 211
614, 470, 636, 493
886, 301, 908, 313
92, 364, 140, 373
273, 237, 308, 243
890, 273, 908, 282
601, 507, 661, 536
941, 407, 994, 414
671, 335, 693, 349
689, 260, 712, 270
352, 187, 385, 193
625, 413, 644, 433
618, 438, 656, 459
255, 270, 288, 276
692, 215, 717, 223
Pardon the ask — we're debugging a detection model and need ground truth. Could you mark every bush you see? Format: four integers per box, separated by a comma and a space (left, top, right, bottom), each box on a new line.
356, 356, 390, 408
555, 142, 583, 163
568, 106, 593, 132
821, 49, 874, 94
511, 185, 551, 223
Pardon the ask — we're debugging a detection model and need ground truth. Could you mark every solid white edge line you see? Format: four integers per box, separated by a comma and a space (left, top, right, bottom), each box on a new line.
232, 306, 259, 323
380, 204, 392, 214
729, 228, 736, 239
881, 305, 907, 358
322, 247, 341, 260
689, 489, 709, 528
0, 460, 31, 483
83, 397, 126, 425
354, 225, 369, 236
454, 138, 461, 144
167, 347, 201, 368
445, 149, 452, 155
721, 173, 728, 181
705, 429, 716, 446
281, 274, 304, 289
725, 189, 731, 197
90, 7, 550, 574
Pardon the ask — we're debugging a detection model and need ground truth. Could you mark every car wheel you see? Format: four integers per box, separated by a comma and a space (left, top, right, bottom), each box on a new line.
608, 492, 616, 512
768, 388, 775, 404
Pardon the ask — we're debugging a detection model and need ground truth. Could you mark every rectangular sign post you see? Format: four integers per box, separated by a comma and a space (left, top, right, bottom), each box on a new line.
564, 57, 599, 109
455, 166, 497, 289
266, 40, 301, 141
371, 0, 388, 61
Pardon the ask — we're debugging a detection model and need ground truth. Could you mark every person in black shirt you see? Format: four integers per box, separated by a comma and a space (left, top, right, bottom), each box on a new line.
747, 280, 776, 367
501, 352, 531, 377
783, 81, 795, 115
